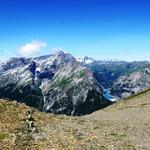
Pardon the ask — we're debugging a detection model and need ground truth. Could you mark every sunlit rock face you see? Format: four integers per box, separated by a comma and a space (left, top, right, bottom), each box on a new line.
0, 51, 108, 116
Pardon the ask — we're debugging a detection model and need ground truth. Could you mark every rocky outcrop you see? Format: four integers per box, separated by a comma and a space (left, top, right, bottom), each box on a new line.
0, 51, 108, 115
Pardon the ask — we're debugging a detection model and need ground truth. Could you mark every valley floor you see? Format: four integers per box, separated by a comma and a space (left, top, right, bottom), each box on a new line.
0, 90, 150, 150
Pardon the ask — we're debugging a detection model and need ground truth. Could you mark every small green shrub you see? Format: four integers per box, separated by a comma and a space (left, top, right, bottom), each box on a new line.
0, 132, 6, 141
78, 71, 85, 78
57, 78, 72, 87
0, 103, 6, 113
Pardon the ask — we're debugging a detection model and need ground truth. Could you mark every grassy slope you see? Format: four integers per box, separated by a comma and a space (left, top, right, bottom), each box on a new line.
0, 89, 150, 150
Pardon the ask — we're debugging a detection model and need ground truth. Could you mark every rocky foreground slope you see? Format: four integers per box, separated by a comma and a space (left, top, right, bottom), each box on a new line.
0, 89, 150, 150
0, 51, 109, 116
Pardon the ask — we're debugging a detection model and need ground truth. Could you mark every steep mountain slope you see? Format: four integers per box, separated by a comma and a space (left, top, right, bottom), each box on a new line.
1, 89, 150, 150
0, 51, 108, 116
85, 59, 150, 98
111, 65, 150, 97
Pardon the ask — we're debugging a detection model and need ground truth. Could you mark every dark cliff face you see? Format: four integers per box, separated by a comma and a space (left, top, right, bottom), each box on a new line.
0, 52, 107, 116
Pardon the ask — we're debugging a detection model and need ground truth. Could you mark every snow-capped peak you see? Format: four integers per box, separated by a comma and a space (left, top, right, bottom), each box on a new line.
35, 67, 41, 72
76, 56, 95, 64
76, 57, 84, 63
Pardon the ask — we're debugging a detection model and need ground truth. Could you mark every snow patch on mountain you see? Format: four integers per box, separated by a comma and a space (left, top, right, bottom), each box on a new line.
76, 56, 95, 64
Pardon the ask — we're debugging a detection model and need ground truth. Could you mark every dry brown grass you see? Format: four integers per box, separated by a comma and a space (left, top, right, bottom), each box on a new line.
0, 90, 150, 150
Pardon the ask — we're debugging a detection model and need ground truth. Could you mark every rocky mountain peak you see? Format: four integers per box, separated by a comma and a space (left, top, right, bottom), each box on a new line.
0, 52, 110, 116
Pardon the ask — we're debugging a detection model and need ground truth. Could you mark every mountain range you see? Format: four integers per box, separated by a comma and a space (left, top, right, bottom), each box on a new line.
0, 51, 150, 115
79, 57, 150, 98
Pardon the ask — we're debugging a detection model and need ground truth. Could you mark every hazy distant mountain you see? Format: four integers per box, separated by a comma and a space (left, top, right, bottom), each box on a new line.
111, 64, 150, 97
82, 59, 150, 98
0, 51, 110, 116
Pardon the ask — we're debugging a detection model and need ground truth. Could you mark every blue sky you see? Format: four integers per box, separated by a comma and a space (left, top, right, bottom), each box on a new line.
0, 0, 150, 61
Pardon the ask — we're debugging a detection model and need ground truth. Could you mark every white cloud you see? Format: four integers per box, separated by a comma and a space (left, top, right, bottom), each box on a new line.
19, 40, 47, 57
